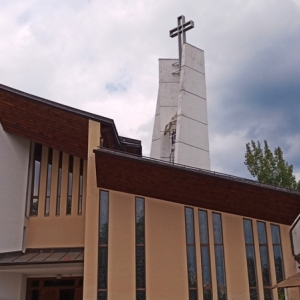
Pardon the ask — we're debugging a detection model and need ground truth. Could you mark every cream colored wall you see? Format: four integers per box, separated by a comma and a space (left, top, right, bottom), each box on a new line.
83, 120, 101, 300
222, 213, 249, 299
98, 191, 299, 300
26, 145, 86, 248
105, 192, 188, 300
146, 197, 188, 300
108, 191, 136, 300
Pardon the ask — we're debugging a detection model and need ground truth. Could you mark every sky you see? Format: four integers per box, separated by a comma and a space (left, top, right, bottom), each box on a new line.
1, 0, 300, 180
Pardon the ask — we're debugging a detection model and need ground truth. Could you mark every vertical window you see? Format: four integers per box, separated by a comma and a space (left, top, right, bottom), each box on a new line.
185, 207, 198, 300
30, 143, 42, 216
257, 221, 272, 300
136, 197, 146, 300
212, 213, 227, 300
78, 159, 84, 215
56, 152, 63, 216
271, 225, 285, 300
198, 210, 212, 300
243, 219, 259, 300
66, 156, 73, 215
45, 148, 53, 216
98, 190, 109, 300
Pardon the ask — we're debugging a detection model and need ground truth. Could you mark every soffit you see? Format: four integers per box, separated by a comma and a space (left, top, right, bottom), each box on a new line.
94, 149, 300, 225
0, 87, 89, 159
0, 84, 142, 158
0, 248, 84, 266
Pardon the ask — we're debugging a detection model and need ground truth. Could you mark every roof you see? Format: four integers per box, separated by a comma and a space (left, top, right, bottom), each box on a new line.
94, 148, 300, 225
272, 272, 300, 289
0, 248, 83, 266
0, 84, 142, 159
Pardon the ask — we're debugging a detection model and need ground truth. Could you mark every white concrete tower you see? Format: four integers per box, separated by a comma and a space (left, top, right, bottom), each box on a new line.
150, 16, 210, 170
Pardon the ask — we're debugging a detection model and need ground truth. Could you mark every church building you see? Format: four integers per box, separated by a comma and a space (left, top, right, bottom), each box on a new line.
0, 16, 300, 300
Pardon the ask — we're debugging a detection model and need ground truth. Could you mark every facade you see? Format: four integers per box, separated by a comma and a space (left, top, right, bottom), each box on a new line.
1, 44, 300, 300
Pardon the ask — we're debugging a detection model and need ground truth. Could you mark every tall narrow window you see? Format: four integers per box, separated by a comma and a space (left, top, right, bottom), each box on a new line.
45, 148, 53, 216
98, 190, 109, 300
30, 143, 42, 216
243, 219, 259, 300
136, 197, 146, 300
198, 210, 212, 300
212, 213, 227, 300
185, 207, 198, 300
271, 225, 285, 300
66, 156, 73, 215
56, 152, 63, 216
78, 159, 84, 215
257, 221, 272, 300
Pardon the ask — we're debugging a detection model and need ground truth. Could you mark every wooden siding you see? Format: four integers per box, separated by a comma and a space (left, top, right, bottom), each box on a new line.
94, 149, 300, 225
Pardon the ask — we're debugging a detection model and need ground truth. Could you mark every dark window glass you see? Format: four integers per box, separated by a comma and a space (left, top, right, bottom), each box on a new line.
137, 290, 146, 300
136, 197, 145, 245
264, 289, 273, 300
199, 211, 209, 244
271, 225, 285, 299
60, 289, 74, 300
45, 148, 53, 216
31, 290, 39, 300
31, 280, 39, 287
99, 191, 109, 245
56, 152, 63, 215
185, 207, 198, 300
250, 289, 259, 300
243, 219, 258, 300
212, 213, 223, 244
203, 289, 212, 300
98, 190, 109, 299
257, 221, 267, 244
217, 289, 227, 300
136, 246, 146, 288
78, 159, 84, 215
187, 245, 197, 288
98, 247, 108, 289
30, 143, 42, 215
189, 290, 198, 300
199, 210, 212, 300
201, 247, 211, 287
186, 208, 195, 244
136, 197, 145, 297
212, 213, 227, 300
98, 291, 107, 300
66, 155, 73, 215
257, 221, 273, 300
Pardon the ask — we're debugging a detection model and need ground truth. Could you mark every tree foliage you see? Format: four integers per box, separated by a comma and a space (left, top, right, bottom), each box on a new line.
244, 140, 300, 190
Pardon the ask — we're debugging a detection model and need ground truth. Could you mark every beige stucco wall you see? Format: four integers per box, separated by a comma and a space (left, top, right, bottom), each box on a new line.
26, 145, 86, 248
146, 197, 188, 300
101, 193, 299, 300
108, 191, 136, 300
222, 213, 249, 299
83, 120, 101, 300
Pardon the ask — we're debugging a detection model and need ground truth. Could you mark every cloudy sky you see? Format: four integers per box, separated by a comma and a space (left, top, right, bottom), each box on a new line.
1, 0, 300, 180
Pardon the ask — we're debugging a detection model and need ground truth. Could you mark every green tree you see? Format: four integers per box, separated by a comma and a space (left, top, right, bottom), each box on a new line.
244, 140, 300, 190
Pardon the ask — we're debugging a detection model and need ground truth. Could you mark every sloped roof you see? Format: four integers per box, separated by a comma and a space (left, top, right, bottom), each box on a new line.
0, 248, 83, 266
94, 148, 300, 225
0, 84, 141, 159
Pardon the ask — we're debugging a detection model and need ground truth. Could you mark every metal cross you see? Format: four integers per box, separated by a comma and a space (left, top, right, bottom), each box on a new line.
169, 15, 194, 71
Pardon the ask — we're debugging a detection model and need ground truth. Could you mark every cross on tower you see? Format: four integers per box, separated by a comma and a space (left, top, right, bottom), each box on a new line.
169, 15, 194, 71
